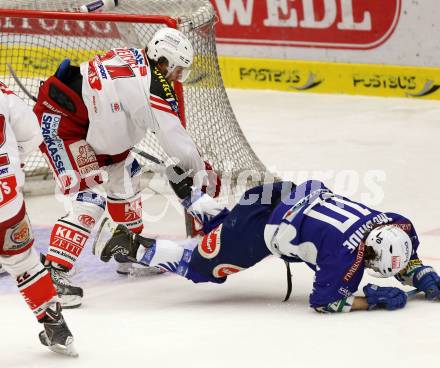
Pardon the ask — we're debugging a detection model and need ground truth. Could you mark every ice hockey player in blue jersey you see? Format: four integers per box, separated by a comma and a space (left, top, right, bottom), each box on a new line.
94, 169, 440, 313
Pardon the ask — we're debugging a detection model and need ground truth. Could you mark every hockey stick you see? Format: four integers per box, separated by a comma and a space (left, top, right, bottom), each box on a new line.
283, 261, 293, 302
131, 147, 165, 167
132, 148, 195, 236
7, 64, 37, 102
406, 288, 422, 298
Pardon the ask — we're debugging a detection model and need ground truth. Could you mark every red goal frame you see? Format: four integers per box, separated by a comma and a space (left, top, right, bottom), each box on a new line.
0, 8, 186, 127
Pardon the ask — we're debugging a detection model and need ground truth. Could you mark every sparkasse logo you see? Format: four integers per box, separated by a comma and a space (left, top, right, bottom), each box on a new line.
212, 0, 402, 49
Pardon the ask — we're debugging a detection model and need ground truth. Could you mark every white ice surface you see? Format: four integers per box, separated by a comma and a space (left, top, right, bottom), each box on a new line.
1, 90, 440, 367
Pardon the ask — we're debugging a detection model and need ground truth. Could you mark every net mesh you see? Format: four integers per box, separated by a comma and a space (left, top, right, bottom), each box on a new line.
0, 1, 272, 198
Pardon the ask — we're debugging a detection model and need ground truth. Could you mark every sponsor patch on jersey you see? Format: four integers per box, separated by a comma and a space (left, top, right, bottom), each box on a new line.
212, 263, 245, 278
50, 223, 88, 258
394, 222, 412, 232
97, 60, 108, 80
77, 214, 96, 229
69, 140, 100, 178
88, 60, 102, 90
129, 48, 145, 66
76, 192, 106, 210
4, 214, 33, 252
124, 198, 142, 222
40, 113, 74, 179
92, 95, 98, 114
110, 102, 123, 113
0, 167, 9, 176
199, 224, 222, 259
0, 174, 18, 207
343, 239, 365, 282
127, 158, 141, 178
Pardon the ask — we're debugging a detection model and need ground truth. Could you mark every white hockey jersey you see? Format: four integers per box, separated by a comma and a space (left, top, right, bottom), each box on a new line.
80, 47, 205, 180
0, 82, 42, 222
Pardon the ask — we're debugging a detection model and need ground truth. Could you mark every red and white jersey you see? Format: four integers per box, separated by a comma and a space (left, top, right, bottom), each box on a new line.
0, 82, 42, 222
80, 47, 155, 155
80, 47, 205, 179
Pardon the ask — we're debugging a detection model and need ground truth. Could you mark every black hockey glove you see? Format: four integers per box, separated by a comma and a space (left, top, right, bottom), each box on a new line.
166, 165, 193, 200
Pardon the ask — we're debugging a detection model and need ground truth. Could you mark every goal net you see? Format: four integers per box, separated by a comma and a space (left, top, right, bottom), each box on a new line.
0, 0, 274, 202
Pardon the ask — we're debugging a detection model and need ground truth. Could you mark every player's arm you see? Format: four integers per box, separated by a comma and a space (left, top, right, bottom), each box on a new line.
6, 90, 42, 161
311, 260, 407, 313
167, 165, 229, 234
314, 287, 407, 313
396, 259, 440, 300
388, 216, 440, 300
150, 94, 205, 179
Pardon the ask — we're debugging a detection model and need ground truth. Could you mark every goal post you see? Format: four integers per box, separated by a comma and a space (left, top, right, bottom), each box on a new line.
0, 0, 274, 203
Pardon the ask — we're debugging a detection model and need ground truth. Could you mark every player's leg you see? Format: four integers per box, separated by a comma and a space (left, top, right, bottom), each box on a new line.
95, 187, 275, 283
43, 190, 106, 308
106, 154, 143, 233
0, 207, 76, 356
105, 154, 163, 275
144, 182, 281, 281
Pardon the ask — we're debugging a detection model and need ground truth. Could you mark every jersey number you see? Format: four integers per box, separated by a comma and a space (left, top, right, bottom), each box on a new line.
99, 50, 135, 80
0, 114, 10, 167
305, 197, 371, 233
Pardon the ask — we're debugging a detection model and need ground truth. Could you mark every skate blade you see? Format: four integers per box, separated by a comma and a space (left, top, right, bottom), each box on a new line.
116, 262, 165, 277
40, 333, 78, 357
127, 266, 166, 279
59, 295, 82, 309
48, 337, 79, 358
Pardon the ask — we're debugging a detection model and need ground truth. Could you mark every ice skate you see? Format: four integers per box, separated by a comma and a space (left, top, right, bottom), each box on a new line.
39, 303, 78, 358
42, 255, 83, 309
93, 218, 156, 265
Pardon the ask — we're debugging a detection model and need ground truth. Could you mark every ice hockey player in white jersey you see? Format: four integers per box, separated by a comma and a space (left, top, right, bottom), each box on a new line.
0, 82, 77, 356
95, 170, 440, 313
32, 27, 220, 308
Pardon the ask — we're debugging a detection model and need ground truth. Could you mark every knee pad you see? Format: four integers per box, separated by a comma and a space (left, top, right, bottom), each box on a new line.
0, 249, 57, 320
47, 191, 106, 268
107, 193, 143, 233
0, 205, 34, 256
106, 155, 143, 232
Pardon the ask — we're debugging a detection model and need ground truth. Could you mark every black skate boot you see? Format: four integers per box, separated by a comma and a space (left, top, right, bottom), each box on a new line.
39, 302, 78, 357
93, 218, 155, 263
41, 254, 83, 309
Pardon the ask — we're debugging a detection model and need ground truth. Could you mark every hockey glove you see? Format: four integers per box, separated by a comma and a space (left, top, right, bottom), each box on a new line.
166, 165, 193, 200
412, 266, 440, 300
363, 284, 407, 311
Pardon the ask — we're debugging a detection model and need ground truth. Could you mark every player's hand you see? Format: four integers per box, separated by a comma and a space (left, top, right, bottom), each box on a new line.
413, 266, 440, 300
166, 165, 194, 200
363, 284, 407, 311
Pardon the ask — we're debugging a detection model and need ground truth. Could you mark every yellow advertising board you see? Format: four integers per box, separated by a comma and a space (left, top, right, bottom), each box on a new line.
219, 56, 440, 99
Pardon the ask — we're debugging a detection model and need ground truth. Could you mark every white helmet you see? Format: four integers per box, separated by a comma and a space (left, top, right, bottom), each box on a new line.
365, 225, 412, 278
147, 27, 193, 82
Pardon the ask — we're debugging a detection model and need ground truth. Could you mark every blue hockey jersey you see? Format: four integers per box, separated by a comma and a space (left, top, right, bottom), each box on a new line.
264, 180, 419, 308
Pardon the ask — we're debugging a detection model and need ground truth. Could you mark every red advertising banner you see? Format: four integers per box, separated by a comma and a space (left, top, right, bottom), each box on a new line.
211, 0, 402, 50
0, 16, 119, 38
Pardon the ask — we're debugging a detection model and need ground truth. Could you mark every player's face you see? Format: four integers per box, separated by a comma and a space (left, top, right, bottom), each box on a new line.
167, 66, 184, 82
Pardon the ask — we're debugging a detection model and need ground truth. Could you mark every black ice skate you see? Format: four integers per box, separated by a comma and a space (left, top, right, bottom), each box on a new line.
39, 302, 78, 357
93, 218, 155, 264
42, 255, 83, 309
